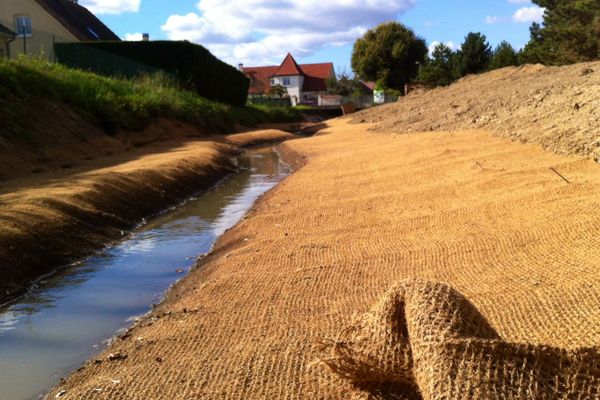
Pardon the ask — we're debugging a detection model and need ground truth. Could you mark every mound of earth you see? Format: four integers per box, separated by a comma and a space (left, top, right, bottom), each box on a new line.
355, 62, 600, 160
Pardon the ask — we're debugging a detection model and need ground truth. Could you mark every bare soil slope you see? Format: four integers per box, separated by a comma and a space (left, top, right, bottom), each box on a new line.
356, 62, 600, 160
49, 119, 600, 399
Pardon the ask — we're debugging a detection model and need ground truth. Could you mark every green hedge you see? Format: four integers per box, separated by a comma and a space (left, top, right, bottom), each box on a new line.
55, 41, 249, 106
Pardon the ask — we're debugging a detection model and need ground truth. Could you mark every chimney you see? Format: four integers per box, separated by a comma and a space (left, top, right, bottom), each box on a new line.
142, 33, 149, 42
238, 63, 244, 71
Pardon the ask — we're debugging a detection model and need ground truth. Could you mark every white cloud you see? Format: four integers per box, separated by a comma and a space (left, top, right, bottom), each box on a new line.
161, 0, 416, 66
424, 20, 440, 28
124, 32, 143, 41
79, 0, 141, 15
513, 6, 545, 23
428, 40, 458, 56
485, 16, 500, 24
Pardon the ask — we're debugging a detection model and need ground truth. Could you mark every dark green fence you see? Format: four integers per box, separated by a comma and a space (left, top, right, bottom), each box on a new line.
55, 41, 249, 106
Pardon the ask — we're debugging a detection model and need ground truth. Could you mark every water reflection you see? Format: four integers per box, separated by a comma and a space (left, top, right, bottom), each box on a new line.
0, 146, 288, 400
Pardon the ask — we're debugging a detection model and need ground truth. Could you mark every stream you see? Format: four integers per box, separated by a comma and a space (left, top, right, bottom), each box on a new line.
0, 146, 289, 400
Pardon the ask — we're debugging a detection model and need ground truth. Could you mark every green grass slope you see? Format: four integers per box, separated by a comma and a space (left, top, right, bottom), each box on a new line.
0, 57, 301, 137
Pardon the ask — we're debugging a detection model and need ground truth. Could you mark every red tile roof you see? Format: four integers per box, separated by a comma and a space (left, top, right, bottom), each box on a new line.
244, 65, 278, 94
273, 53, 304, 76
300, 62, 335, 92
243, 54, 334, 95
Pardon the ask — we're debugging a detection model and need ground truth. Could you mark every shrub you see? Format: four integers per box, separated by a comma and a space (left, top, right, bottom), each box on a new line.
55, 41, 249, 106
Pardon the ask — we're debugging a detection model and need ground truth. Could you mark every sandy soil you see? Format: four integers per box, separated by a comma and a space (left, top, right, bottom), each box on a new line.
0, 127, 294, 304
355, 62, 600, 161
48, 118, 600, 399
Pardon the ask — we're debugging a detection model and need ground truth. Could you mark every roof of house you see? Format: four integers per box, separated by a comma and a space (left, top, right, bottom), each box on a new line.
33, 0, 120, 41
243, 54, 334, 95
360, 81, 376, 92
273, 53, 304, 76
0, 23, 15, 38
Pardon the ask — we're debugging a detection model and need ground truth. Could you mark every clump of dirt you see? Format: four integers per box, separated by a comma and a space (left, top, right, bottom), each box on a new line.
355, 61, 600, 161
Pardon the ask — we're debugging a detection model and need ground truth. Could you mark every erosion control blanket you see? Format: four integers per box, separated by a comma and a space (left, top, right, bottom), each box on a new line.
320, 280, 600, 399
47, 120, 600, 399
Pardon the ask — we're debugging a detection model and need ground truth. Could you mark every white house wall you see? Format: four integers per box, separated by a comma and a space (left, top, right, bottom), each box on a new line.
271, 75, 304, 101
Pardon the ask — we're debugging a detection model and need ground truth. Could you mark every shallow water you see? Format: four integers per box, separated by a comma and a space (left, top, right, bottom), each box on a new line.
0, 147, 288, 400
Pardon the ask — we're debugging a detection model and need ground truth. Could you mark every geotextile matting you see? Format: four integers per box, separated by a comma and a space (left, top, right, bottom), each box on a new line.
48, 119, 600, 399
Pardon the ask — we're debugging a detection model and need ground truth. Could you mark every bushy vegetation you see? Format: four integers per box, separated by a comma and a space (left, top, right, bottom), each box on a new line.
417, 33, 520, 89
521, 1, 600, 65
0, 57, 301, 136
358, 4, 600, 91
56, 41, 249, 106
351, 22, 428, 92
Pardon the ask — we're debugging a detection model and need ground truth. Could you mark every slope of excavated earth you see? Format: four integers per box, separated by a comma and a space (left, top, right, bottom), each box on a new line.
356, 62, 600, 160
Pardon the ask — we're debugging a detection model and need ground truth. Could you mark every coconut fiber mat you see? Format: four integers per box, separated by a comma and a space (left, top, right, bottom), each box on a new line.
319, 279, 600, 399
48, 122, 600, 399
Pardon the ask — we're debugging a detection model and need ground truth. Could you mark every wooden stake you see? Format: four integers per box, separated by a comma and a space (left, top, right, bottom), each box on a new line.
550, 167, 570, 184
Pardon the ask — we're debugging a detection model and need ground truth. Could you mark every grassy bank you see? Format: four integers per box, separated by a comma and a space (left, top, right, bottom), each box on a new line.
0, 57, 302, 136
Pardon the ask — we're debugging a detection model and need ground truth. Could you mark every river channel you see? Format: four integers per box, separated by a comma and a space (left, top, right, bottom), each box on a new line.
0, 146, 289, 400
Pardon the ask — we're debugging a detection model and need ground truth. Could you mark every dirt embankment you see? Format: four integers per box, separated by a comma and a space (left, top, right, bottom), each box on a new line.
0, 95, 296, 304
356, 62, 600, 160
49, 118, 600, 399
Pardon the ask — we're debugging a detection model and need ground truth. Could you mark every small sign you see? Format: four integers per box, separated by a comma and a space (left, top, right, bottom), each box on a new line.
374, 90, 385, 104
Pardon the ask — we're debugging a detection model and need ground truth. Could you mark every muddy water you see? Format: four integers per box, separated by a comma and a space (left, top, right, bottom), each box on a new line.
0, 147, 288, 400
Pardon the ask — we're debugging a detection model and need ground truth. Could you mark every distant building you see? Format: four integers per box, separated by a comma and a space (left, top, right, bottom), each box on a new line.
0, 0, 119, 60
242, 53, 335, 106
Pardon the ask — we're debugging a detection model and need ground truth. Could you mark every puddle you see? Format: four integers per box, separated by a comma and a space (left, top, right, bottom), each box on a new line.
0, 146, 289, 400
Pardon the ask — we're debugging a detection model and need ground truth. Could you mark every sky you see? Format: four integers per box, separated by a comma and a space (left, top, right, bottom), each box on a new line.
81, 0, 545, 72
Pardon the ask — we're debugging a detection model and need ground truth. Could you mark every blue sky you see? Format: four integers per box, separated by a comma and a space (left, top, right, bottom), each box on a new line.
84, 0, 544, 72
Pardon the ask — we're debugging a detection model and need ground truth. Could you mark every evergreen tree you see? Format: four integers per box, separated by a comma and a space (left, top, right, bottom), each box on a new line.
456, 32, 492, 77
521, 0, 600, 65
489, 41, 519, 70
351, 22, 428, 90
418, 43, 456, 87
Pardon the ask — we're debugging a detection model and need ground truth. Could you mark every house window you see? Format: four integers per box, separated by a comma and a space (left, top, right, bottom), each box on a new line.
15, 15, 32, 37
270, 79, 275, 85
282, 77, 291, 86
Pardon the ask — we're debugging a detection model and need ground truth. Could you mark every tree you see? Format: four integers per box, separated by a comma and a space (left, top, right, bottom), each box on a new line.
520, 22, 546, 64
351, 22, 428, 91
521, 0, 600, 65
418, 43, 456, 87
326, 70, 362, 96
456, 32, 492, 77
489, 41, 519, 70
269, 84, 287, 97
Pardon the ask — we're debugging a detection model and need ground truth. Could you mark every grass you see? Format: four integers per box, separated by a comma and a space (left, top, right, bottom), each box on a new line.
0, 57, 302, 136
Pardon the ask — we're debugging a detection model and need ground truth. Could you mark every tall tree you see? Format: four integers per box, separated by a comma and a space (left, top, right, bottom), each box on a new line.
489, 41, 519, 70
418, 43, 456, 87
521, 0, 600, 65
351, 22, 428, 91
457, 32, 492, 77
